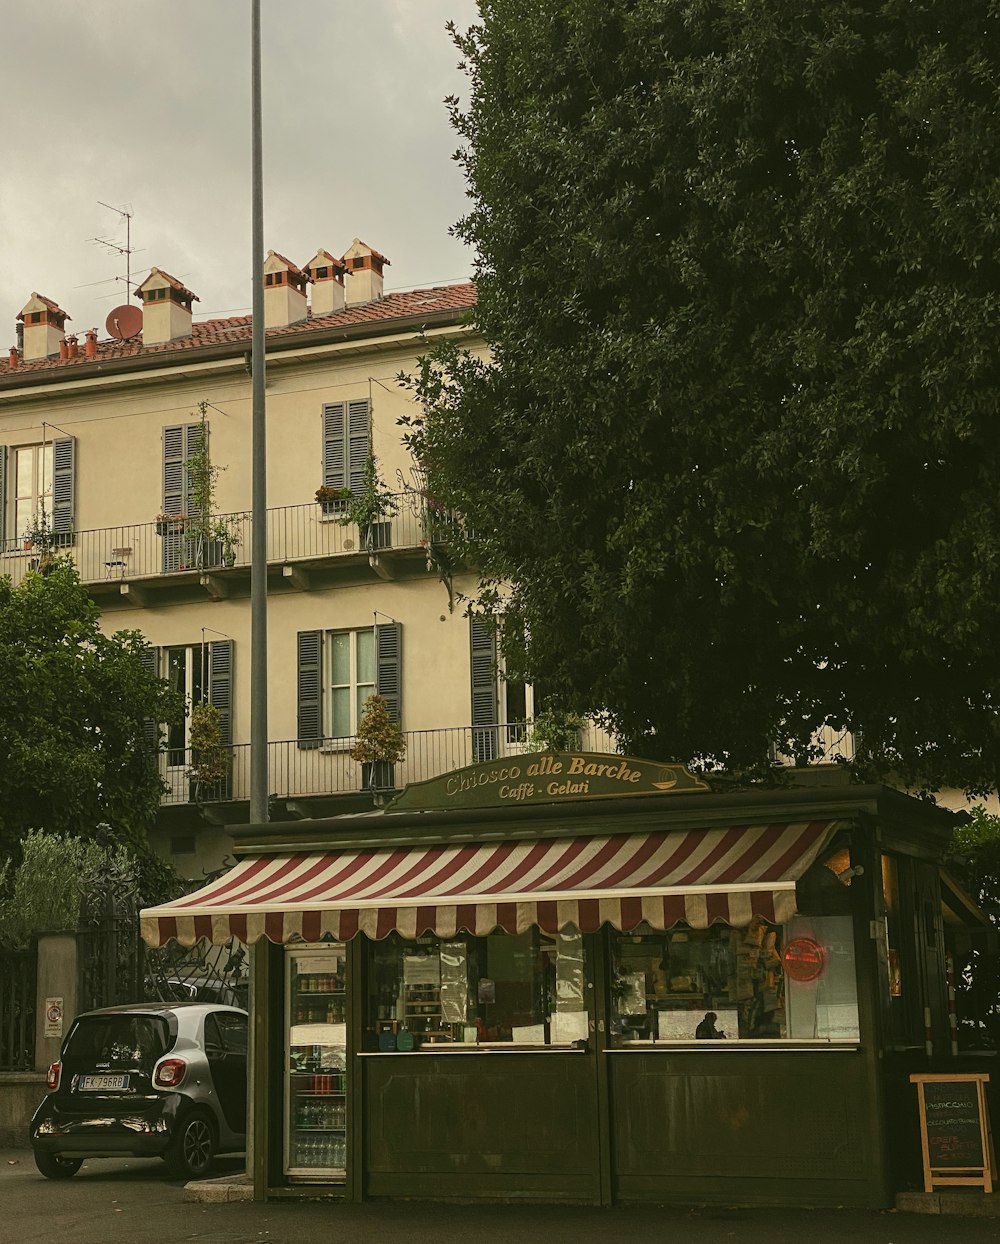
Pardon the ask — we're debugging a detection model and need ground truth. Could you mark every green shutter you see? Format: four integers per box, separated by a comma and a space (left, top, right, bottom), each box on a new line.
322, 399, 370, 492
208, 639, 234, 799
138, 644, 162, 758
470, 615, 499, 762
161, 422, 201, 571
0, 445, 7, 550
347, 399, 370, 493
297, 630, 324, 749
375, 622, 402, 724
51, 436, 76, 540
322, 404, 347, 490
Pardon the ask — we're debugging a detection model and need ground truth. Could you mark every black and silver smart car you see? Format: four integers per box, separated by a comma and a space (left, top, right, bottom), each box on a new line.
30, 1001, 247, 1180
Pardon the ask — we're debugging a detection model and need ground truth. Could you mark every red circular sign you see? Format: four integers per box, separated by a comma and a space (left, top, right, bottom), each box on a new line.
783, 937, 826, 982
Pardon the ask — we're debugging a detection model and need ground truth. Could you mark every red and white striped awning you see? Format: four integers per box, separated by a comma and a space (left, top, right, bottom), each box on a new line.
141, 820, 844, 947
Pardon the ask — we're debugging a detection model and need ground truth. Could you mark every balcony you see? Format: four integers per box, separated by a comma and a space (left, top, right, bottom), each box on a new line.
0, 494, 456, 605
159, 721, 622, 812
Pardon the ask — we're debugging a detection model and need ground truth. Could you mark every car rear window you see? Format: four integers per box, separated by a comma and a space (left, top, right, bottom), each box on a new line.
64, 1015, 171, 1072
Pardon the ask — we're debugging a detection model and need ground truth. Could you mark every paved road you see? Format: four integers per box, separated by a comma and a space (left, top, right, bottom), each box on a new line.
3, 1148, 999, 1244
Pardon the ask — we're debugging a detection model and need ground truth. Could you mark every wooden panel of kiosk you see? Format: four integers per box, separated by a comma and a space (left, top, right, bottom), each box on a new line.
363, 1051, 598, 1201
609, 1049, 884, 1207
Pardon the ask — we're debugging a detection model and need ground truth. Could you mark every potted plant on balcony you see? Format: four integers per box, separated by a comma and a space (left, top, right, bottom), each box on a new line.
350, 693, 405, 794
336, 453, 398, 552
188, 700, 229, 802
527, 708, 586, 753
209, 514, 244, 567
315, 484, 353, 515
155, 512, 187, 537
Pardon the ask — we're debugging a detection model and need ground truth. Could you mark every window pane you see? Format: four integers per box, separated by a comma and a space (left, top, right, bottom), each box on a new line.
330, 633, 350, 686
15, 448, 32, 494
356, 683, 375, 726
356, 629, 375, 684
331, 687, 351, 737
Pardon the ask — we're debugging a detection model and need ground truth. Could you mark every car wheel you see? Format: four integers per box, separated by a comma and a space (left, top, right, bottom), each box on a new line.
165, 1112, 216, 1179
34, 1150, 83, 1180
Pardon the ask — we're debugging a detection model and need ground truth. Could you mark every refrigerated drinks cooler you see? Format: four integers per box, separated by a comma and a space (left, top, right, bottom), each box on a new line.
284, 944, 349, 1183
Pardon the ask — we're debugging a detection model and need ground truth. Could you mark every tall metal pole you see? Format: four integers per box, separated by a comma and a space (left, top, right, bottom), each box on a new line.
250, 0, 268, 827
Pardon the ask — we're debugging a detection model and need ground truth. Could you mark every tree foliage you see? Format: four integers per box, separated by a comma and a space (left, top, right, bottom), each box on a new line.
946, 807, 1000, 1046
406, 1, 1000, 791
0, 560, 183, 874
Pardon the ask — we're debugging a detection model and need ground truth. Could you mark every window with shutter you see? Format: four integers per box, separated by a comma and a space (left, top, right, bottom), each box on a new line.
321, 399, 370, 493
297, 624, 401, 749
470, 615, 499, 762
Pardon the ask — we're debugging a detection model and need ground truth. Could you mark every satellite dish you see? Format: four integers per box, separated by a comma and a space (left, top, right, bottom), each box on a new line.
105, 304, 143, 340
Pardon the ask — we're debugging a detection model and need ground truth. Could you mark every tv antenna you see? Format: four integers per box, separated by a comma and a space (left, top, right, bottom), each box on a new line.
92, 201, 138, 301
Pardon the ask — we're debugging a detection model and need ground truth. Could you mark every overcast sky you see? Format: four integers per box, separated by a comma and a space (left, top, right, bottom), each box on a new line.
0, 0, 479, 346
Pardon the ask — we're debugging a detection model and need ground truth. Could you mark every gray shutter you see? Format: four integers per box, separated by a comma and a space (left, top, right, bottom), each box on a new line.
162, 425, 186, 572
51, 436, 76, 540
297, 630, 324, 749
208, 639, 234, 798
347, 399, 370, 493
322, 400, 370, 493
184, 422, 205, 519
0, 445, 7, 551
375, 622, 402, 724
322, 404, 347, 490
470, 615, 499, 762
161, 422, 200, 572
138, 644, 162, 758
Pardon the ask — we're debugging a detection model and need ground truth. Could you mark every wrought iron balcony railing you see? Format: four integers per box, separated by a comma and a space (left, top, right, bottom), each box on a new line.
0, 494, 451, 590
160, 721, 622, 807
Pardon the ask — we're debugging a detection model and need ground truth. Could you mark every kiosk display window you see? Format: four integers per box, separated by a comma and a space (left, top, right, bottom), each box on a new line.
366, 928, 588, 1049
610, 915, 860, 1044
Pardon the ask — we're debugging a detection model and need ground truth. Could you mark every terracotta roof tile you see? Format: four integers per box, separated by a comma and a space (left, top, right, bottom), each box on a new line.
0, 282, 476, 378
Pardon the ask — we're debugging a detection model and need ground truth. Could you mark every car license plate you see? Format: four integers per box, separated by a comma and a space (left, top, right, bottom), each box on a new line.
78, 1074, 130, 1091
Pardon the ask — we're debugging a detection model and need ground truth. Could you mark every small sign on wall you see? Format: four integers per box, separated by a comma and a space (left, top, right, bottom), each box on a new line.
43, 997, 64, 1040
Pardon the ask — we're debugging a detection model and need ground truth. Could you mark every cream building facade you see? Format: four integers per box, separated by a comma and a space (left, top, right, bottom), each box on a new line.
1, 242, 616, 878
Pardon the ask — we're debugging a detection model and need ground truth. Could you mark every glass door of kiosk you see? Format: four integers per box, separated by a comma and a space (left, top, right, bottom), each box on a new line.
284, 944, 348, 1183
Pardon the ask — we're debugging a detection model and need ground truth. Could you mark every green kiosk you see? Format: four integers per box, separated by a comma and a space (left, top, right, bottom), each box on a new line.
142, 753, 979, 1207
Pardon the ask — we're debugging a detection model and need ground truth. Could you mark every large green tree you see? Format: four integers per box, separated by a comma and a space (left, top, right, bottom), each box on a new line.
0, 560, 182, 875
408, 1, 1000, 790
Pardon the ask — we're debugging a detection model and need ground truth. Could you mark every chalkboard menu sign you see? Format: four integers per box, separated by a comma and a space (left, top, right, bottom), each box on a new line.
910, 1073, 995, 1193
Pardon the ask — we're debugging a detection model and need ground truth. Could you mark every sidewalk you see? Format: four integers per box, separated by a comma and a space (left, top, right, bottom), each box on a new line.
3, 1148, 1000, 1244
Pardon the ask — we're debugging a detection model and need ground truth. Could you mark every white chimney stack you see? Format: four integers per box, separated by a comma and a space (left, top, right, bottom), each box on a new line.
304, 249, 347, 318
342, 239, 389, 307
17, 293, 69, 360
135, 268, 197, 345
263, 251, 309, 328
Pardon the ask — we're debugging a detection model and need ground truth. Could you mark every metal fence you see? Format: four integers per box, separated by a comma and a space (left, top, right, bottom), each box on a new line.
0, 493, 437, 588
0, 947, 35, 1071
161, 721, 622, 806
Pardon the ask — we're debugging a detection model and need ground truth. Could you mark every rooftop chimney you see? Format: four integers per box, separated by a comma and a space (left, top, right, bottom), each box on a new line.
135, 268, 198, 345
263, 250, 308, 328
304, 249, 347, 318
17, 293, 70, 361
342, 239, 389, 307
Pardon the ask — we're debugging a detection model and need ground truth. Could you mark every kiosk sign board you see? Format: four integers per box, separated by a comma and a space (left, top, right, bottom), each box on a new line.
910, 1073, 996, 1193
387, 752, 710, 813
